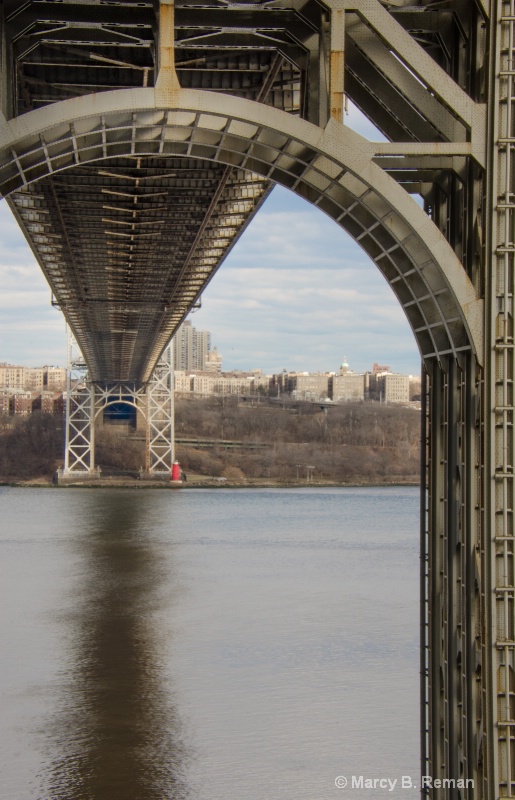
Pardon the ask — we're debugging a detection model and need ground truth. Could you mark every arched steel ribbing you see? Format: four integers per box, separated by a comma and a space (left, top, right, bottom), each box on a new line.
0, 1, 512, 797
0, 89, 482, 376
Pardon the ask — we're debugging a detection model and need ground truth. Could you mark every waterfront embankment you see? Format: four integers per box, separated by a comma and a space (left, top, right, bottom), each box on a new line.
1, 397, 421, 485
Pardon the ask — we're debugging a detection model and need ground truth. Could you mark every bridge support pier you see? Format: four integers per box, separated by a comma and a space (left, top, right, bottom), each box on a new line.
144, 345, 175, 477
422, 354, 483, 796
60, 332, 99, 480
60, 338, 175, 482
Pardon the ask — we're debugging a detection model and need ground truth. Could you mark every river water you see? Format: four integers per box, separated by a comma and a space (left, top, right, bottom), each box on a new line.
0, 486, 420, 800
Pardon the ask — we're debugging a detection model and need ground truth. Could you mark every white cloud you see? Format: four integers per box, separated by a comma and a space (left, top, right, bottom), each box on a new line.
227, 196, 370, 273
0, 201, 66, 365
191, 187, 420, 374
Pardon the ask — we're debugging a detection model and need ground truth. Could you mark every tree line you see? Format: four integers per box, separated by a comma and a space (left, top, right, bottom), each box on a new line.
0, 397, 421, 483
175, 396, 421, 483
0, 413, 64, 480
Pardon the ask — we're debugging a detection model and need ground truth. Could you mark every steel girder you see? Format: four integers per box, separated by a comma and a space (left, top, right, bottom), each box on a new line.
0, 2, 514, 799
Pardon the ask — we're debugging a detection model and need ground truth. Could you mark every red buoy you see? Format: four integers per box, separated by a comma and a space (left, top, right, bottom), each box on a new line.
171, 460, 181, 481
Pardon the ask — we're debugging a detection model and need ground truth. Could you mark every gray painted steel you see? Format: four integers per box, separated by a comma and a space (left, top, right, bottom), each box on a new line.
0, 2, 513, 797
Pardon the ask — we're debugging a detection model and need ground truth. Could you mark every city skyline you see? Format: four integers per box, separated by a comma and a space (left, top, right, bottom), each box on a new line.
0, 104, 421, 377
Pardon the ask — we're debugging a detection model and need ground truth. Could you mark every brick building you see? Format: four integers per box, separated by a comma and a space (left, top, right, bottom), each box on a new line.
287, 373, 330, 401
332, 372, 365, 402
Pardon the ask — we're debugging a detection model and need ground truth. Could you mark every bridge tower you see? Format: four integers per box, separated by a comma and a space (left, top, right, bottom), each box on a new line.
0, 1, 514, 797
60, 332, 175, 481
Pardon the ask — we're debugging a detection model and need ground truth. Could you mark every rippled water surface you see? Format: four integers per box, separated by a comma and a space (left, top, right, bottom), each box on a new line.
0, 486, 420, 799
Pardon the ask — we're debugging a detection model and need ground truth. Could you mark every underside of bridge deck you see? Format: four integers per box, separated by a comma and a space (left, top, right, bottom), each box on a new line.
11, 159, 269, 382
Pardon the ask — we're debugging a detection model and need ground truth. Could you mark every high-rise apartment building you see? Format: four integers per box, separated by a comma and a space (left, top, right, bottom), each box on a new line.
172, 321, 211, 371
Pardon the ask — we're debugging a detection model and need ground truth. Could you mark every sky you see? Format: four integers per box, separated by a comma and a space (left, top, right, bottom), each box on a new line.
0, 105, 421, 377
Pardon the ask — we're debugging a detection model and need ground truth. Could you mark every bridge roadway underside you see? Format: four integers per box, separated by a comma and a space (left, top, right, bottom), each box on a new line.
0, 1, 514, 798
11, 158, 270, 383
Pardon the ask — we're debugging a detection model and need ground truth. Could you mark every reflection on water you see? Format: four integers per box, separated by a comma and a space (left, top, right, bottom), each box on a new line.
0, 486, 420, 800
41, 493, 189, 800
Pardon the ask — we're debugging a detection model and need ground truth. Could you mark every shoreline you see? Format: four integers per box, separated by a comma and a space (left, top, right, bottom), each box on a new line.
1, 476, 420, 490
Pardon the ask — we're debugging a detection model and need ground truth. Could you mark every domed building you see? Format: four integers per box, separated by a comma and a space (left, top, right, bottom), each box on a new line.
339, 356, 350, 375
332, 357, 365, 402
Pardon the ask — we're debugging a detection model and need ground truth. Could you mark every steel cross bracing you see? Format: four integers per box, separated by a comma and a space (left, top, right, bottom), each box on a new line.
145, 343, 175, 474
0, 1, 514, 798
62, 331, 98, 475
61, 331, 174, 477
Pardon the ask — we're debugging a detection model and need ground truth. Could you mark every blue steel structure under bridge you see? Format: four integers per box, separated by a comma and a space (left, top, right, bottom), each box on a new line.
0, 2, 513, 797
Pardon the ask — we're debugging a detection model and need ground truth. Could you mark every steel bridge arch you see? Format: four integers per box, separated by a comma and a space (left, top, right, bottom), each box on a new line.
94, 398, 141, 422
0, 86, 482, 377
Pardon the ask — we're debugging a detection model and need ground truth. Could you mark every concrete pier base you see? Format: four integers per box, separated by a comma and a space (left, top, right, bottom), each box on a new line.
56, 467, 102, 484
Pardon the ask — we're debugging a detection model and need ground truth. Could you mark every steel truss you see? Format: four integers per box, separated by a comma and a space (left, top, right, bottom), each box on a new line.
62, 335, 174, 479
62, 331, 98, 477
489, 3, 515, 795
145, 344, 175, 475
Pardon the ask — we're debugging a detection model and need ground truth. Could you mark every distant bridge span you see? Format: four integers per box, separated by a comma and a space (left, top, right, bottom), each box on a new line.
0, 2, 514, 798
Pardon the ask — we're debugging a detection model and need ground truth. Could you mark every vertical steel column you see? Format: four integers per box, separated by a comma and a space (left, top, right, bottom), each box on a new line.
428, 359, 445, 793
145, 344, 175, 475
421, 364, 430, 787
462, 352, 483, 798
426, 354, 482, 799
62, 330, 97, 476
0, 3, 9, 122
487, 3, 515, 796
